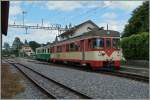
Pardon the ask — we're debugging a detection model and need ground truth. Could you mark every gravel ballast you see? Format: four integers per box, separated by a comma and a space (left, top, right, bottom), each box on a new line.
6, 61, 49, 99
16, 64, 86, 99
17, 58, 149, 99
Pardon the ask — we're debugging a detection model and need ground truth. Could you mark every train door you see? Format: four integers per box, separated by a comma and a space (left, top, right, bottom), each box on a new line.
105, 38, 114, 57
81, 40, 85, 61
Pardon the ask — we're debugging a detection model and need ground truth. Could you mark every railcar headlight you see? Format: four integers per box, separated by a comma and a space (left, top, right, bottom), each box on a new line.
102, 52, 105, 56
98, 52, 105, 56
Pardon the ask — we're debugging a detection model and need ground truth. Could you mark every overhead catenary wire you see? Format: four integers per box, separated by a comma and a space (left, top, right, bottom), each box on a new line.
63, 4, 110, 27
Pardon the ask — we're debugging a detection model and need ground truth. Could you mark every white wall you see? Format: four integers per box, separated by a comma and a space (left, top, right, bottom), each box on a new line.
72, 23, 96, 37
59, 23, 97, 41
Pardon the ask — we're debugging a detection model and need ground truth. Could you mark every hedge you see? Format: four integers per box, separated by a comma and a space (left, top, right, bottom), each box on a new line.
121, 32, 149, 60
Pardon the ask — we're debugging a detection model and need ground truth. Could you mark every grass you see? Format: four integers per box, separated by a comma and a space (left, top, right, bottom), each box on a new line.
1, 63, 25, 99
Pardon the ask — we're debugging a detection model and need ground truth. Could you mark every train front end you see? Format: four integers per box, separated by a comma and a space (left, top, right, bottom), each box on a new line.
86, 30, 121, 70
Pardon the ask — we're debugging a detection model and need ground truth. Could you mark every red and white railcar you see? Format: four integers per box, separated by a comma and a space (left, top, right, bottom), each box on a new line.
49, 30, 121, 70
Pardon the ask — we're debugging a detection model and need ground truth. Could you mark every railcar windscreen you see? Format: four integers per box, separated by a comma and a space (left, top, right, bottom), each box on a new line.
113, 38, 120, 49
92, 38, 104, 49
106, 38, 111, 48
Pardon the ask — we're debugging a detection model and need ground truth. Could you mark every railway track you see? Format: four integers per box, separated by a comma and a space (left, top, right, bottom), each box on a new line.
99, 70, 149, 83
26, 59, 149, 83
4, 59, 92, 99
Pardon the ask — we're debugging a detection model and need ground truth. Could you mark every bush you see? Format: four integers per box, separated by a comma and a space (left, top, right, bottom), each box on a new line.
121, 32, 149, 60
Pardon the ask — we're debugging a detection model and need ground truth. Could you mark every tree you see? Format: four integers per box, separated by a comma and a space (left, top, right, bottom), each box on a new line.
12, 37, 23, 50
3, 42, 10, 50
24, 39, 28, 45
2, 42, 10, 57
122, 1, 149, 37
29, 41, 41, 52
121, 32, 149, 60
46, 42, 51, 45
69, 23, 72, 29
65, 25, 68, 30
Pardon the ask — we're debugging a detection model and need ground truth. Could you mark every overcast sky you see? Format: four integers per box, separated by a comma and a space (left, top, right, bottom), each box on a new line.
2, 1, 143, 46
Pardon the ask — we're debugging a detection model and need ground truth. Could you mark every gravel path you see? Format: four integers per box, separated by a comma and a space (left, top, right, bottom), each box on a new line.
6, 61, 49, 99
17, 58, 149, 99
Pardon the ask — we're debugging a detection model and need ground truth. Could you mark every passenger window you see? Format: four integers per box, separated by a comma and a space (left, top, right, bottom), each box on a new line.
48, 48, 49, 53
57, 46, 62, 52
69, 42, 79, 51
66, 44, 69, 52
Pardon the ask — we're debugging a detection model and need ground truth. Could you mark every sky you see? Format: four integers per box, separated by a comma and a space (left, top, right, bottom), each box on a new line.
2, 1, 143, 46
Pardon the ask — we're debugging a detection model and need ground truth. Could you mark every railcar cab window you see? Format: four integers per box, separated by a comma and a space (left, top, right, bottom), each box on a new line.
106, 38, 111, 48
91, 38, 104, 49
113, 38, 120, 49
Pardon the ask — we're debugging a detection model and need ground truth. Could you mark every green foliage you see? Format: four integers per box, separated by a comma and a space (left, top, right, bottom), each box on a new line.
122, 1, 149, 37
121, 59, 127, 65
3, 42, 10, 50
2, 49, 19, 57
29, 41, 41, 52
121, 32, 149, 60
12, 37, 23, 50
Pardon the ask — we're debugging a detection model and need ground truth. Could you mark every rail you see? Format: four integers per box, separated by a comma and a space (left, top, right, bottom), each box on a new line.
4, 59, 92, 99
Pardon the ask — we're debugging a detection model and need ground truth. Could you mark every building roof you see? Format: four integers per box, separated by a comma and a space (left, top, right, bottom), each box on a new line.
58, 20, 100, 37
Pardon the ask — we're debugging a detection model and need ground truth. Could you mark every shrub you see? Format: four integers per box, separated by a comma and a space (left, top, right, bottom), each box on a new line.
121, 32, 149, 60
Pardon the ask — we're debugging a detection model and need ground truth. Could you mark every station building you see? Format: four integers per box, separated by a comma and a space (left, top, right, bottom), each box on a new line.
57, 20, 103, 42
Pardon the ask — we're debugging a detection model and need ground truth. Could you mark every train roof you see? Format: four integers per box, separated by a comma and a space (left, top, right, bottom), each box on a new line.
82, 29, 120, 37
36, 29, 120, 48
53, 29, 120, 46
36, 45, 51, 50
